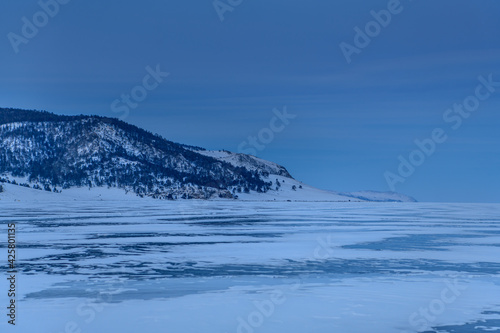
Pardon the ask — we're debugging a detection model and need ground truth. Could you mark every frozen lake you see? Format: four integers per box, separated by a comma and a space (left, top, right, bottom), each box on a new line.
1, 201, 500, 332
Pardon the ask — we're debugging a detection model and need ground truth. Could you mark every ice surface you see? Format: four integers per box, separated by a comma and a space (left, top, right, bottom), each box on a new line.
0, 200, 499, 332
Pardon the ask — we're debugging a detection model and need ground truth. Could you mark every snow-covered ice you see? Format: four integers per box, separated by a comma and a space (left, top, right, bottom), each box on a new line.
0, 198, 499, 332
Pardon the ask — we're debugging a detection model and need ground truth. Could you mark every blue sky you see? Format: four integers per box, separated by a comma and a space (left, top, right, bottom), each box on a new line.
1, 0, 499, 202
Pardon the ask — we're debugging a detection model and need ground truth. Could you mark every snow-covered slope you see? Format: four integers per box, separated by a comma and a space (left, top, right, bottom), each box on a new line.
194, 150, 292, 178
0, 108, 416, 202
338, 190, 417, 202
0, 182, 152, 203
0, 177, 360, 202
236, 174, 358, 202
